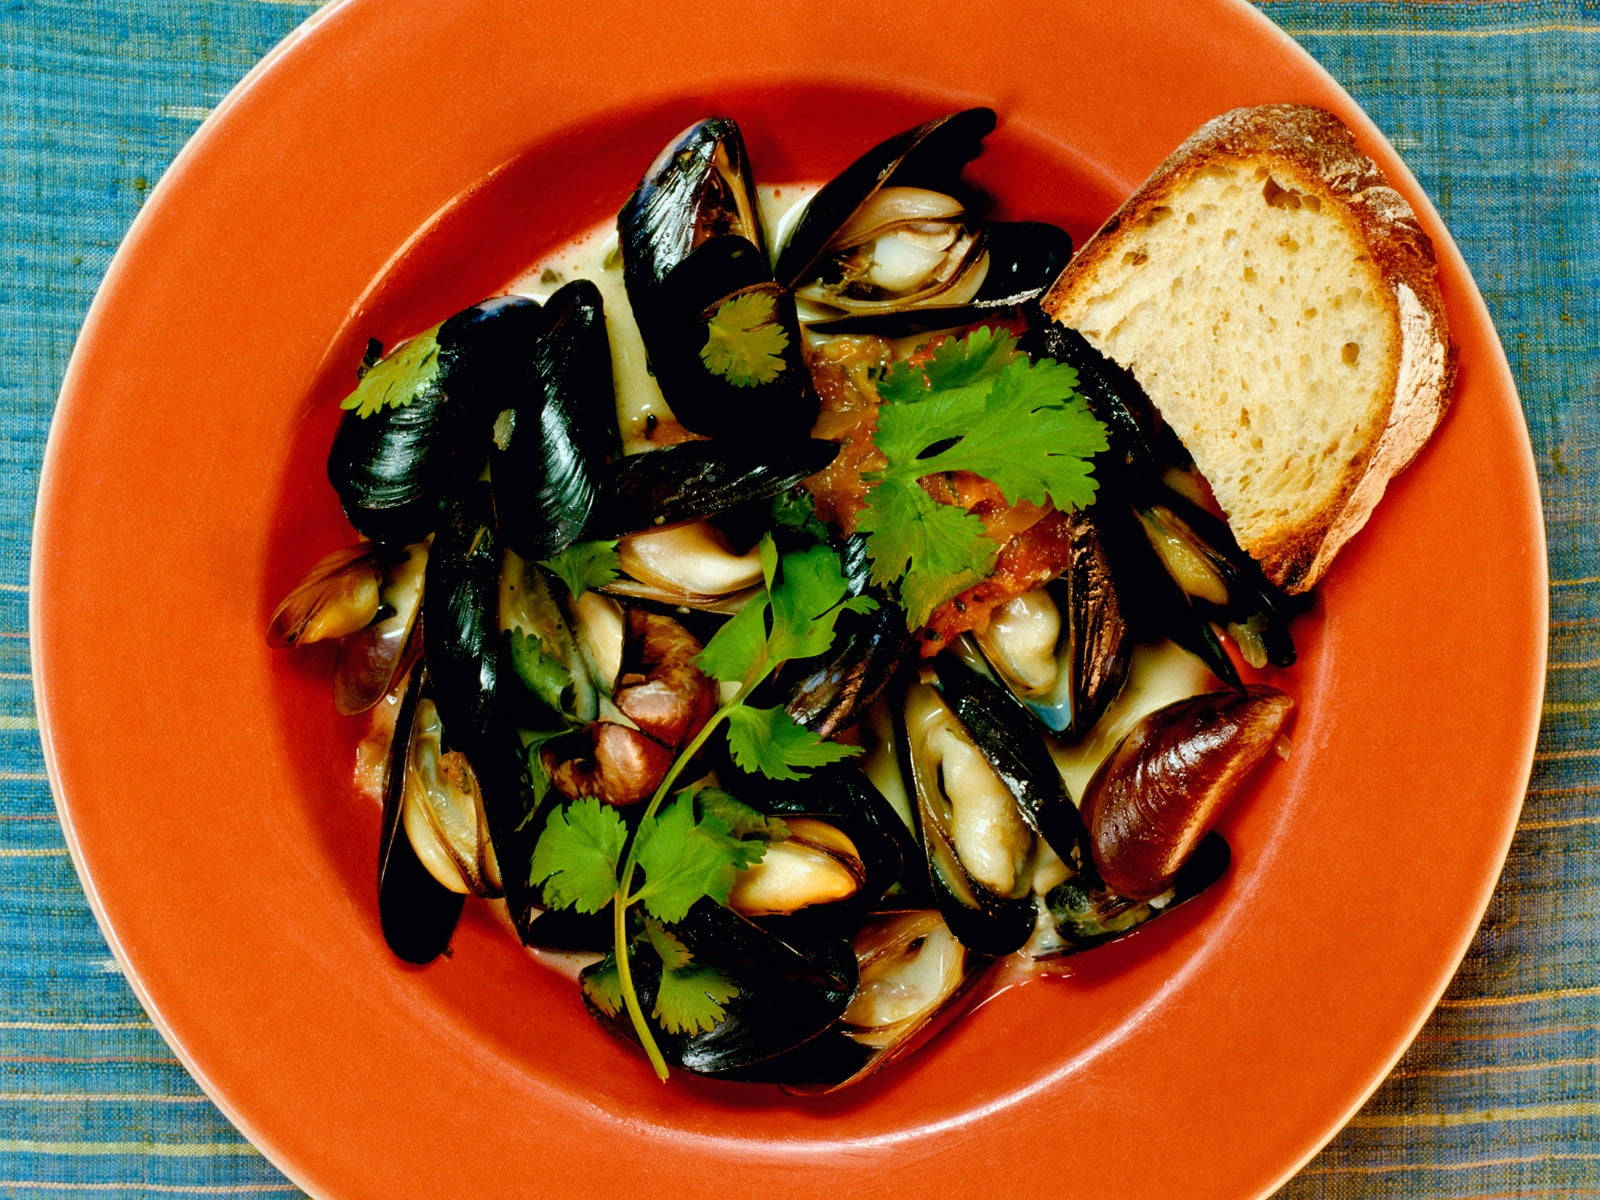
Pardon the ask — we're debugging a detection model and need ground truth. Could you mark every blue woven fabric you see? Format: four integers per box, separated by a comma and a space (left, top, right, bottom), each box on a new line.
3, 1, 1595, 1196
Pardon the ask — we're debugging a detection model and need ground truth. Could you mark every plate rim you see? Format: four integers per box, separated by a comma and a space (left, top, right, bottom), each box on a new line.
30, 0, 1548, 1196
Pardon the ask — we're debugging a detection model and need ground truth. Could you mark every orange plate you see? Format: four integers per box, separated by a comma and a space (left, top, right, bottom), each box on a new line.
32, 1, 1546, 1197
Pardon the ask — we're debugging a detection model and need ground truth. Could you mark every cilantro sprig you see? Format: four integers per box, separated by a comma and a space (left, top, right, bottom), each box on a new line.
339, 327, 443, 419
700, 289, 789, 388
538, 539, 621, 598
529, 537, 871, 1078
858, 328, 1109, 626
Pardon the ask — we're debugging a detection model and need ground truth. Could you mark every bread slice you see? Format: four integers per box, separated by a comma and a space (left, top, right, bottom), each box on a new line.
1041, 103, 1455, 593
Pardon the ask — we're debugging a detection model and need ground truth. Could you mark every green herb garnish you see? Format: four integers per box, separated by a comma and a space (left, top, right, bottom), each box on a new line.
538, 539, 621, 599
529, 537, 872, 1078
700, 290, 789, 387
858, 328, 1109, 625
339, 327, 443, 418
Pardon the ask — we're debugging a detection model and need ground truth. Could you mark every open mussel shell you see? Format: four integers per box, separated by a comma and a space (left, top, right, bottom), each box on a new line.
377, 668, 465, 965
610, 518, 764, 610
1082, 685, 1294, 901
333, 541, 428, 715
583, 902, 857, 1079
619, 118, 816, 442
739, 908, 995, 1093
328, 296, 542, 545
802, 220, 1073, 339
899, 676, 1039, 956
585, 437, 837, 539
266, 543, 385, 648
1037, 832, 1231, 957
720, 765, 913, 934
970, 508, 1130, 739
491, 279, 619, 560
930, 654, 1089, 862
776, 108, 997, 291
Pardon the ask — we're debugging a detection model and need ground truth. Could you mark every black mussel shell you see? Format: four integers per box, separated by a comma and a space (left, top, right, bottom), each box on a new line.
329, 296, 542, 545
521, 906, 611, 954
806, 219, 1072, 339
976, 220, 1074, 301
491, 280, 619, 560
930, 655, 1090, 865
583, 902, 856, 1078
1040, 833, 1231, 957
619, 119, 815, 442
898, 678, 1038, 956
775, 108, 997, 290
779, 584, 910, 738
423, 484, 503, 751
1027, 323, 1305, 682
377, 667, 465, 965
585, 438, 838, 539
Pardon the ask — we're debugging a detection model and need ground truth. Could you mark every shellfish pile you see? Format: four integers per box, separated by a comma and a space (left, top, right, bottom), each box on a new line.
268, 109, 1302, 1090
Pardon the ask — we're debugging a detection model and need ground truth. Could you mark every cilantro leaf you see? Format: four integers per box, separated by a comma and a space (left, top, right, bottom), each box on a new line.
339, 327, 442, 419
769, 488, 831, 543
508, 629, 573, 716
632, 793, 766, 923
905, 358, 1103, 510
724, 705, 863, 781
700, 289, 789, 387
581, 954, 624, 1018
766, 544, 875, 664
875, 325, 1016, 405
856, 479, 995, 626
517, 727, 571, 821
538, 540, 620, 598
529, 797, 627, 913
640, 914, 692, 970
695, 786, 788, 840
654, 961, 740, 1036
861, 331, 1108, 627
694, 592, 772, 687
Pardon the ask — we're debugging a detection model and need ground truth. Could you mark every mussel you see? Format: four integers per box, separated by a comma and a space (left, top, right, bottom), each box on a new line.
328, 296, 542, 545
583, 901, 857, 1080
490, 280, 619, 560
618, 118, 816, 441
1082, 686, 1294, 900
1027, 323, 1302, 678
969, 508, 1130, 738
899, 675, 1039, 956
778, 109, 1072, 337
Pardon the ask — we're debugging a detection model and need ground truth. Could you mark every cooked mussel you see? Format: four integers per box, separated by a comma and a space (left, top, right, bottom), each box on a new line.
776, 108, 995, 293
377, 667, 464, 964
970, 508, 1130, 738
423, 484, 503, 753
618, 118, 815, 441
583, 901, 857, 1079
1027, 323, 1301, 677
753, 908, 993, 1093
1081, 685, 1294, 900
328, 296, 542, 545
899, 676, 1038, 955
609, 518, 764, 610
267, 541, 429, 716
490, 279, 619, 560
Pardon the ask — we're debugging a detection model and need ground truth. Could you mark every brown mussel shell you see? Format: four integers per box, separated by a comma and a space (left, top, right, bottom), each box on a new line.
1081, 685, 1295, 900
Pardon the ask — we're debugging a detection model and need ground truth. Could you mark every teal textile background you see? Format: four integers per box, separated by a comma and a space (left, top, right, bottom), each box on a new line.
3, 0, 1595, 1195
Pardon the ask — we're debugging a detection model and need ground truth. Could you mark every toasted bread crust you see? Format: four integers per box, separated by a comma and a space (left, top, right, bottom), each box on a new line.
1042, 104, 1456, 592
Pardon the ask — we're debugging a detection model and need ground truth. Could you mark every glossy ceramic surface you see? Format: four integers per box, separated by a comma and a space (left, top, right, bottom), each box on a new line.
32, 0, 1545, 1196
